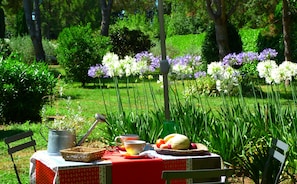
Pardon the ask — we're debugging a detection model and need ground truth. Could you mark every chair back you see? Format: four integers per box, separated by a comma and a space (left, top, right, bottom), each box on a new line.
261, 138, 289, 184
4, 130, 36, 184
162, 168, 234, 184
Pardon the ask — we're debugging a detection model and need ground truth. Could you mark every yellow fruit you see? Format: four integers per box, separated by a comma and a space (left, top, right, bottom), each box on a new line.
170, 134, 190, 150
164, 133, 178, 142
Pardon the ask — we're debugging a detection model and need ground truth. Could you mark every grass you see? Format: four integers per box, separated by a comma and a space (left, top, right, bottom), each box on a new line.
2, 78, 296, 183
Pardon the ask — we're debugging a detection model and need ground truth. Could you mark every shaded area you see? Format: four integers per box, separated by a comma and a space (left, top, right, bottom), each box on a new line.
0, 129, 26, 141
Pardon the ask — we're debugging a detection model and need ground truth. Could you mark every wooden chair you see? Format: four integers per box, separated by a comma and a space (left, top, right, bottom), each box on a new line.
4, 130, 36, 184
162, 168, 234, 184
261, 138, 289, 184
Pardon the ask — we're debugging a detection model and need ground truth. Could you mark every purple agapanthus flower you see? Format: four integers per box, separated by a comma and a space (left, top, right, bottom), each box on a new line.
222, 53, 237, 66
258, 48, 278, 61
88, 64, 101, 78
135, 51, 161, 72
88, 64, 107, 78
194, 71, 206, 78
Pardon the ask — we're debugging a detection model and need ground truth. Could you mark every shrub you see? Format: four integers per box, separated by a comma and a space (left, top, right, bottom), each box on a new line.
42, 39, 58, 65
110, 13, 159, 42
257, 25, 297, 64
0, 57, 56, 123
56, 24, 111, 86
201, 22, 243, 64
15, 9, 28, 36
0, 39, 12, 59
110, 27, 152, 58
9, 36, 35, 64
256, 31, 284, 64
166, 12, 206, 37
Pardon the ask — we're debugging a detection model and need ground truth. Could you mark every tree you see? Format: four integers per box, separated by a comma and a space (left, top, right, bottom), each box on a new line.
100, 0, 113, 36
282, 0, 297, 61
206, 0, 239, 59
100, 0, 156, 36
0, 7, 5, 38
23, 0, 45, 61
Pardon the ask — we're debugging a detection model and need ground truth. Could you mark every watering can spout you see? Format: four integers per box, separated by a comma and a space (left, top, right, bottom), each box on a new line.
95, 113, 106, 122
76, 113, 106, 146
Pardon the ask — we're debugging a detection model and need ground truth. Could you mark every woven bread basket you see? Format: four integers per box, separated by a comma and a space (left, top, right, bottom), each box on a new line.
60, 146, 106, 162
154, 143, 210, 156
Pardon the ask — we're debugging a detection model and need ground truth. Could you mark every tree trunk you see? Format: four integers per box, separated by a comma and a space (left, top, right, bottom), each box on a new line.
23, 0, 45, 62
100, 0, 113, 36
206, 0, 232, 60
0, 8, 5, 38
282, 0, 291, 61
214, 18, 230, 60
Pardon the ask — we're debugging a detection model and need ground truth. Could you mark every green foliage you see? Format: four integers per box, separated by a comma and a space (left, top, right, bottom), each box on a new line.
8, 36, 57, 64
201, 22, 243, 64
256, 30, 284, 64
231, 0, 278, 28
166, 9, 206, 36
110, 13, 159, 42
0, 8, 5, 38
0, 57, 56, 123
0, 39, 11, 59
56, 24, 111, 86
15, 9, 28, 36
185, 76, 217, 96
161, 33, 205, 58
42, 39, 58, 65
238, 137, 269, 184
239, 28, 262, 52
40, 0, 101, 39
163, 1, 209, 37
102, 111, 163, 145
8, 36, 35, 63
110, 27, 152, 58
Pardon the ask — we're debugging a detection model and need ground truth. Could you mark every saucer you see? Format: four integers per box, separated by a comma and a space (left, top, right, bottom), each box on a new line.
124, 154, 149, 159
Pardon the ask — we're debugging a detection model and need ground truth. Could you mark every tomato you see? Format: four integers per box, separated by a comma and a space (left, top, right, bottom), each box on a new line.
156, 138, 166, 148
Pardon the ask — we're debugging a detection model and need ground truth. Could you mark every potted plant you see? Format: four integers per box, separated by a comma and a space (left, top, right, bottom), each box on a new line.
42, 97, 85, 155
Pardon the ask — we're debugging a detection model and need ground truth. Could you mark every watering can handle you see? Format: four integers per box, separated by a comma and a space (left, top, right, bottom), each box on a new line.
39, 125, 50, 142
76, 113, 106, 146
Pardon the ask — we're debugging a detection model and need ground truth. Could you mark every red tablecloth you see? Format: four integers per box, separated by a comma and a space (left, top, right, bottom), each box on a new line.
31, 150, 221, 184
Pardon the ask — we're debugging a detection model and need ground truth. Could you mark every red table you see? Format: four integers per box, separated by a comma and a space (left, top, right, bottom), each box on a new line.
30, 150, 222, 184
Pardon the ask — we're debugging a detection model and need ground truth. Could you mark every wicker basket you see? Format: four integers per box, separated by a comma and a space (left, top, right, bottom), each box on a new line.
60, 146, 106, 162
154, 148, 210, 156
154, 143, 210, 156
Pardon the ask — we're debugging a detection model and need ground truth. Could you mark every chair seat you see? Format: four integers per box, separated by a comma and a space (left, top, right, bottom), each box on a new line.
162, 168, 234, 184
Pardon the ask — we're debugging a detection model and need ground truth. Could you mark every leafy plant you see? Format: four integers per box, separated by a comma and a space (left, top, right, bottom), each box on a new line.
56, 24, 111, 86
44, 97, 85, 134
110, 27, 152, 58
0, 39, 11, 59
0, 57, 56, 123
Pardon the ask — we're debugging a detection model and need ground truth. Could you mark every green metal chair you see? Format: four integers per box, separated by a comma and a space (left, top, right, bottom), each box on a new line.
261, 138, 289, 184
4, 130, 36, 184
162, 168, 234, 184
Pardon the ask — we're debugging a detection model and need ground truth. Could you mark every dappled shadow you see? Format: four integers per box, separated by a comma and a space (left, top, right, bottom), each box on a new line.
83, 85, 134, 90
0, 129, 25, 141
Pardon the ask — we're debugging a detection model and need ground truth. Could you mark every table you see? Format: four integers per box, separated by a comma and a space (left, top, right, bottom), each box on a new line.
30, 150, 222, 184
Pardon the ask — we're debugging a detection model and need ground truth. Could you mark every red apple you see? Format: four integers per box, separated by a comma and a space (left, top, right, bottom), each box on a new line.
190, 143, 197, 149
167, 144, 172, 149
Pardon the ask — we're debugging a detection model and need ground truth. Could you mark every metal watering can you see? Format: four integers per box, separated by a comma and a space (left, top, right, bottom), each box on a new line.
41, 113, 106, 156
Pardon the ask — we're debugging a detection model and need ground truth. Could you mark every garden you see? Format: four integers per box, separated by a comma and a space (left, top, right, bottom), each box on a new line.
1, 28, 297, 183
